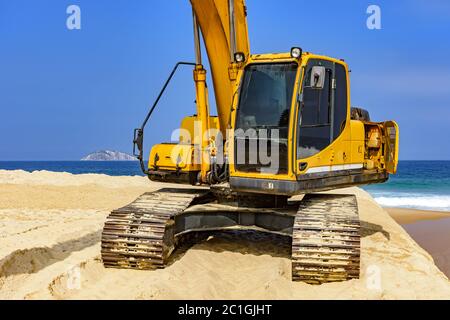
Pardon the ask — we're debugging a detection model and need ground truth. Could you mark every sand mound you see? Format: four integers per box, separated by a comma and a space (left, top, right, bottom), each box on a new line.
0, 169, 149, 188
0, 170, 449, 299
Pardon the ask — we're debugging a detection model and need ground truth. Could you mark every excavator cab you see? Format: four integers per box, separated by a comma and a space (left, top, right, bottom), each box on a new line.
229, 51, 399, 196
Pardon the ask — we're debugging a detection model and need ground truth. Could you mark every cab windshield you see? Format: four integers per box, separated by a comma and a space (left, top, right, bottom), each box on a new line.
235, 63, 298, 137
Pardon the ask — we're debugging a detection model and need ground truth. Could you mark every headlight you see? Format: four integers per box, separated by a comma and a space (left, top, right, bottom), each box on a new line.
234, 52, 245, 63
290, 47, 302, 59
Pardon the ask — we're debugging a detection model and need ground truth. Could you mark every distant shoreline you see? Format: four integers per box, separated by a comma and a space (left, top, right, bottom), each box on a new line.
385, 207, 450, 225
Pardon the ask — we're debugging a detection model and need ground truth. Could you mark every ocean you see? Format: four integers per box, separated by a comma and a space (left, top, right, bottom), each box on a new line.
363, 161, 450, 212
0, 161, 143, 177
1, 160, 449, 212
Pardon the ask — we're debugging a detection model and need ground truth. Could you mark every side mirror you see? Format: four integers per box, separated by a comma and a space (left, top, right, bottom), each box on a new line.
310, 66, 326, 89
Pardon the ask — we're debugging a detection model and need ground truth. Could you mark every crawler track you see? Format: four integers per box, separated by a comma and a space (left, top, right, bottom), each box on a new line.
101, 188, 210, 269
102, 189, 361, 284
291, 194, 361, 284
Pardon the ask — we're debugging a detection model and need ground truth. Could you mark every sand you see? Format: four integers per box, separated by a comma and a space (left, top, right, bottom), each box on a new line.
385, 207, 450, 280
0, 169, 449, 300
386, 208, 450, 225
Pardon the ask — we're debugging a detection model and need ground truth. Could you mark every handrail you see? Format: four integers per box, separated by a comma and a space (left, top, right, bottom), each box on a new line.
133, 62, 197, 175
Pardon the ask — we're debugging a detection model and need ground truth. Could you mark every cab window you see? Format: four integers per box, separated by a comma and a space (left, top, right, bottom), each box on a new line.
333, 63, 348, 140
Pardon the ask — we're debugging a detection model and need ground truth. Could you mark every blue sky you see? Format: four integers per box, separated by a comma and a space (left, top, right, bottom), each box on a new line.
0, 0, 449, 160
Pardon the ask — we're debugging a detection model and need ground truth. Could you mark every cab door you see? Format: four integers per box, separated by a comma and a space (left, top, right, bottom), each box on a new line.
295, 59, 350, 174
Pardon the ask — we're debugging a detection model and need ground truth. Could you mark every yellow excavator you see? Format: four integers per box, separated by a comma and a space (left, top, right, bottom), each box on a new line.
101, 0, 399, 284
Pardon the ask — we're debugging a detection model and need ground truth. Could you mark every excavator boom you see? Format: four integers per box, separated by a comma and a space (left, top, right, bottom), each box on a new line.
191, 0, 250, 132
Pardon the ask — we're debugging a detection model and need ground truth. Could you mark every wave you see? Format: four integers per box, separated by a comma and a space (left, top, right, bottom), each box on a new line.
373, 194, 450, 211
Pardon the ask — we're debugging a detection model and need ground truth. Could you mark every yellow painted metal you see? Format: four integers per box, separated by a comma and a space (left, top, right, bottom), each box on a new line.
148, 144, 201, 172
148, 115, 220, 173
179, 116, 220, 145
383, 120, 399, 174
191, 0, 250, 133
193, 65, 211, 182
349, 120, 365, 166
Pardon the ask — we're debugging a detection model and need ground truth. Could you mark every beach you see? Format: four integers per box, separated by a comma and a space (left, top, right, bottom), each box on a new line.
0, 169, 449, 300
386, 208, 450, 225
386, 208, 450, 279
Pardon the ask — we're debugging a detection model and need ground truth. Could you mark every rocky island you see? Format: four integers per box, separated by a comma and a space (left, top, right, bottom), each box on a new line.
81, 150, 136, 161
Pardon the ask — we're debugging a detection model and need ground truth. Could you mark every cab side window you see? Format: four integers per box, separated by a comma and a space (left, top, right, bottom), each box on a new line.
333, 63, 348, 140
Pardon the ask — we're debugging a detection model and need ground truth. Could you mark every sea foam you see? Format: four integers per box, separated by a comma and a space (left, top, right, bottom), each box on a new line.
374, 195, 450, 211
